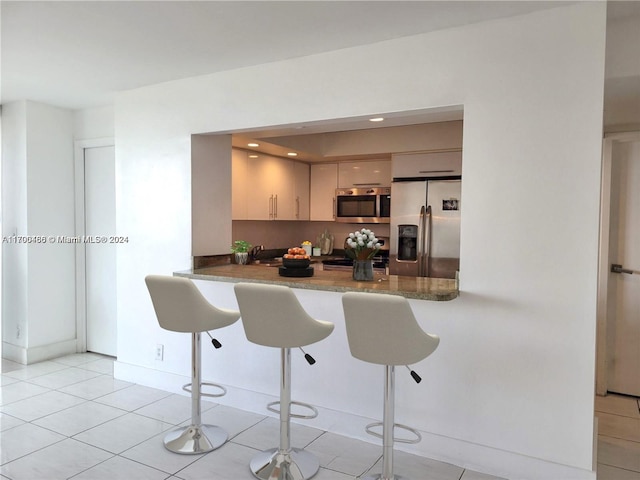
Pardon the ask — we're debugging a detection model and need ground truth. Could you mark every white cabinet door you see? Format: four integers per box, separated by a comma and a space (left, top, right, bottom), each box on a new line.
246, 155, 274, 220
244, 154, 304, 220
338, 160, 391, 188
232, 149, 248, 220
271, 156, 295, 220
392, 151, 462, 178
294, 162, 310, 220
310, 163, 338, 221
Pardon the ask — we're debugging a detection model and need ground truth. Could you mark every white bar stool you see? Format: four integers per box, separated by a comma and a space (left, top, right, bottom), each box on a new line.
342, 292, 440, 480
145, 275, 240, 455
234, 282, 335, 480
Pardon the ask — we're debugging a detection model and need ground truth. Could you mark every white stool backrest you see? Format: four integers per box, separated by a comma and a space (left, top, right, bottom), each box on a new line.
234, 283, 334, 348
145, 275, 240, 333
342, 292, 439, 365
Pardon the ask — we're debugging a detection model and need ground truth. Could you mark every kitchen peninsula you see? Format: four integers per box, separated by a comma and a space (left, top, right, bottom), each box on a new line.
159, 260, 459, 472
175, 263, 458, 301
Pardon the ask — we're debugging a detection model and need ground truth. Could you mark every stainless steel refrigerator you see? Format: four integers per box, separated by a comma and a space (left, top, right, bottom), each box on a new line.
389, 179, 461, 278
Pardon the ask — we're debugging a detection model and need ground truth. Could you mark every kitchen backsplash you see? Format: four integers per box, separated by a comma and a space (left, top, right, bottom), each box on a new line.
232, 220, 390, 251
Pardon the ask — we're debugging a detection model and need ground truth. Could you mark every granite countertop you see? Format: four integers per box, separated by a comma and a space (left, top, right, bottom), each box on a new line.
175, 264, 458, 301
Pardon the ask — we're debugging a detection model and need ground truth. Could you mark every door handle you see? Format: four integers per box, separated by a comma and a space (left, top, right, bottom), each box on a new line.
611, 264, 638, 275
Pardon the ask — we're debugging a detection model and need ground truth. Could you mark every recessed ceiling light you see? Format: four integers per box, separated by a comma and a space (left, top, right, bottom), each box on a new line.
369, 117, 384, 122
248, 142, 259, 147
287, 152, 298, 157
248, 154, 259, 158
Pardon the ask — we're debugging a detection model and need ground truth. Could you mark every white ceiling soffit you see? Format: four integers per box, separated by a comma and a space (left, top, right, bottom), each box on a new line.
2, 1, 568, 110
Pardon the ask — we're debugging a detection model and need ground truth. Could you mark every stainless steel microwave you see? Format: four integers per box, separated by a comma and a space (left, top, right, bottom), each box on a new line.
335, 187, 391, 223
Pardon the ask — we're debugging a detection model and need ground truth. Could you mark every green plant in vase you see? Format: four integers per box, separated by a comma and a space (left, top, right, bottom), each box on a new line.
231, 240, 252, 265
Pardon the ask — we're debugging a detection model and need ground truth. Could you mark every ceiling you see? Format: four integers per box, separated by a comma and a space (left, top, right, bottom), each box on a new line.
2, 1, 639, 161
2, 0, 575, 110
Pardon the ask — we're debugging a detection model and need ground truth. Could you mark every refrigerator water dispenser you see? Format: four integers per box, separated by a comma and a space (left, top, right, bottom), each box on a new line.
397, 225, 418, 261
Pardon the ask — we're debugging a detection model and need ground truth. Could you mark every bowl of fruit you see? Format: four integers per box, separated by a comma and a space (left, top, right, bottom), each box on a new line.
282, 247, 311, 269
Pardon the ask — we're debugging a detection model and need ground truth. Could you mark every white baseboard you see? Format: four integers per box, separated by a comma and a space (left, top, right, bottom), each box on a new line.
114, 361, 597, 480
2, 339, 78, 365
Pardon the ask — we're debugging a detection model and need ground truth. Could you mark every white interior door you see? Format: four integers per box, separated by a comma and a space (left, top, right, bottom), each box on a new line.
85, 146, 117, 356
607, 139, 640, 396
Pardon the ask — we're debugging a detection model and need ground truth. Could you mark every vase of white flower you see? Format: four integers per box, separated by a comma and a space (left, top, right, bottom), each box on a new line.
345, 228, 381, 281
352, 259, 374, 281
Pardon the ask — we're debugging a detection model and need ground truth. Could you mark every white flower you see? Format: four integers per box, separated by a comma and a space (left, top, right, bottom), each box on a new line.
346, 229, 381, 259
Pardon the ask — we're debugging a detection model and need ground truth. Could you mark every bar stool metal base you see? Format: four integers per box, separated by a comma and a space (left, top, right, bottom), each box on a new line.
362, 475, 409, 480
163, 424, 228, 455
250, 448, 320, 480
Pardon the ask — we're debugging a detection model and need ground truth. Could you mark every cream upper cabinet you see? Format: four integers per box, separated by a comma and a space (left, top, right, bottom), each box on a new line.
245, 154, 295, 220
294, 162, 310, 220
391, 151, 462, 178
235, 151, 307, 221
310, 163, 338, 221
232, 149, 248, 220
338, 160, 391, 188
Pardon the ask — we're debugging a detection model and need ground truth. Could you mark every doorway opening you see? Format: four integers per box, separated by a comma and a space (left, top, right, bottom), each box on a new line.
596, 131, 640, 397
74, 138, 117, 357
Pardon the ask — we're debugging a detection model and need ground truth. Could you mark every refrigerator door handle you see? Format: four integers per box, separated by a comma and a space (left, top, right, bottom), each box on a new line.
424, 205, 432, 277
418, 205, 426, 276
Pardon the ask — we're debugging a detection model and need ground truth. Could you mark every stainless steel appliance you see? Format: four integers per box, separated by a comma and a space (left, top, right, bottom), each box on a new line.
321, 257, 388, 274
321, 236, 389, 273
390, 179, 461, 278
335, 187, 391, 223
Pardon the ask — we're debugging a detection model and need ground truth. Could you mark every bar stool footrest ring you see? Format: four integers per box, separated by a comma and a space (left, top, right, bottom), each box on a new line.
182, 382, 227, 398
365, 421, 422, 444
267, 400, 318, 419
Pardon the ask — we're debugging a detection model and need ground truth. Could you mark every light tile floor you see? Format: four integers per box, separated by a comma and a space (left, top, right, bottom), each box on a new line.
2, 353, 634, 479
595, 392, 640, 480
0, 353, 500, 480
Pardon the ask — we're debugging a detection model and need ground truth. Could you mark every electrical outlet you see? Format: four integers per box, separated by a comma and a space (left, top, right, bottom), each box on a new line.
155, 344, 164, 361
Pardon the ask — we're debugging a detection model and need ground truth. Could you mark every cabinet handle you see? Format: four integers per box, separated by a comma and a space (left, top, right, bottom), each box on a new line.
296, 196, 300, 219
332, 197, 336, 219
353, 183, 381, 186
274, 194, 278, 219
269, 195, 273, 219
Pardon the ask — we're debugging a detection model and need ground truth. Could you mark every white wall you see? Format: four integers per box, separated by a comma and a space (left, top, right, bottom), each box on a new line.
74, 105, 115, 140
2, 102, 28, 350
604, 14, 640, 128
115, 4, 606, 478
2, 101, 76, 362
